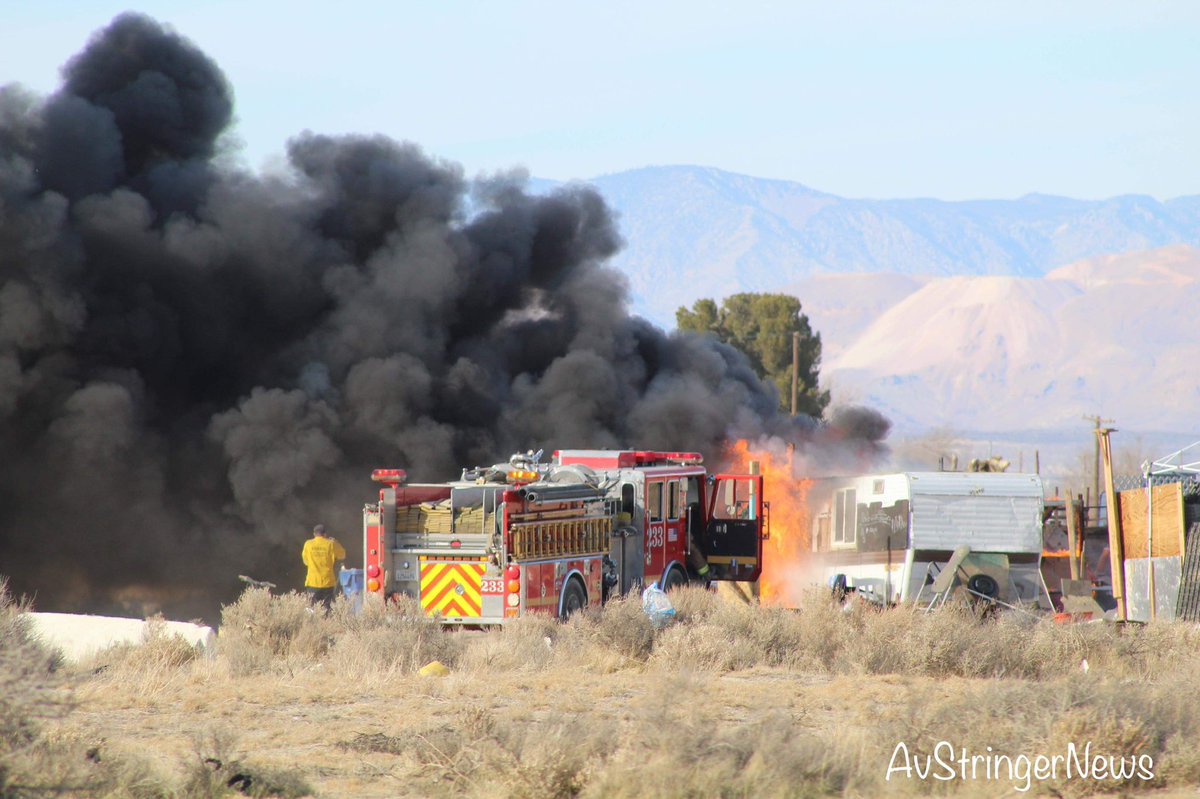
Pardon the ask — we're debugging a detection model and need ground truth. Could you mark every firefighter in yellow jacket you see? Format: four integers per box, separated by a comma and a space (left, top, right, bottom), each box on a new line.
302, 524, 346, 608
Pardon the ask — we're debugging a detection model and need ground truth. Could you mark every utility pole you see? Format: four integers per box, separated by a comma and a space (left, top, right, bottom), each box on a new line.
790, 331, 799, 416
1083, 414, 1114, 509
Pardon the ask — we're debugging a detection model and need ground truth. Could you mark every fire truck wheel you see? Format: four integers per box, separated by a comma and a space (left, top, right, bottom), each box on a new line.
661, 566, 688, 593
560, 577, 587, 620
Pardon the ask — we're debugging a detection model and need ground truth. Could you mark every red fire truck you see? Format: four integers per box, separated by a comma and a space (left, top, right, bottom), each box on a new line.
363, 449, 767, 623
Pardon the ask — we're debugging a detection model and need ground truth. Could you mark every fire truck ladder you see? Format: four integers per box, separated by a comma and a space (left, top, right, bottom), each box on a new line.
509, 515, 613, 560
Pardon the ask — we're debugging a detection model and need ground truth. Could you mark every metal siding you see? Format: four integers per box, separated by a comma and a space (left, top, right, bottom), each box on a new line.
846, 473, 909, 507
1124, 557, 1182, 622
906, 472, 1044, 498
874, 473, 907, 504
910, 490, 1043, 553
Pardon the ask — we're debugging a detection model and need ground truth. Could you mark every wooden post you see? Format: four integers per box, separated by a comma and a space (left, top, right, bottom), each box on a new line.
1097, 428, 1125, 621
1084, 414, 1115, 514
1179, 483, 1189, 561
790, 332, 799, 416
1065, 494, 1080, 581
1077, 493, 1087, 576
1147, 482, 1156, 621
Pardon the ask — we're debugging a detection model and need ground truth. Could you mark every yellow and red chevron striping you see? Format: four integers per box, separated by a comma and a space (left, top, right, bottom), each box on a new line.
420, 561, 485, 618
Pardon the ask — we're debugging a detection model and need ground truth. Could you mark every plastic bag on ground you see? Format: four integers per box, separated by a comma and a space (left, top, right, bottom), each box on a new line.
641, 584, 676, 629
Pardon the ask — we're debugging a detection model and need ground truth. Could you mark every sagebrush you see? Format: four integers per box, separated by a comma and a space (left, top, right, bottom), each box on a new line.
20, 584, 1200, 797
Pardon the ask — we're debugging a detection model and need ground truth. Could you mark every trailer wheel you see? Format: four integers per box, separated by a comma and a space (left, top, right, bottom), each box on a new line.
560, 577, 587, 620
967, 573, 999, 600
661, 566, 688, 593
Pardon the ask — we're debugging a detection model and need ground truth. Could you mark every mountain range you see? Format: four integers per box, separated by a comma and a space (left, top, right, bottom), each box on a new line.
532, 164, 1200, 470
577, 165, 1200, 327
553, 166, 1200, 459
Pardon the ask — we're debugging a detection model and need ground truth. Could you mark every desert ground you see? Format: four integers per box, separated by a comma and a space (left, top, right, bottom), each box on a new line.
6, 585, 1200, 798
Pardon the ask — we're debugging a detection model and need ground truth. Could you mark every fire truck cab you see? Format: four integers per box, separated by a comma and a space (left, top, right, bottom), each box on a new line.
362, 449, 766, 624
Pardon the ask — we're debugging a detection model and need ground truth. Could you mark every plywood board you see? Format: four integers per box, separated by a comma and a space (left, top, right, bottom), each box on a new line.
1120, 483, 1184, 559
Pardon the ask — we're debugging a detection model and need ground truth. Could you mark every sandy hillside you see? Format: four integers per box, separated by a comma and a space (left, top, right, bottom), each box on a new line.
822, 245, 1200, 434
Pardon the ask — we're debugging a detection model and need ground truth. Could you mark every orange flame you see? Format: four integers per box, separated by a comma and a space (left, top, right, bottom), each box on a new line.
724, 439, 814, 607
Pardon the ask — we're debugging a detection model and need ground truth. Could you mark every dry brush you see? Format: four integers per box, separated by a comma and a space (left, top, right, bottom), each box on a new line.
10, 584, 1200, 797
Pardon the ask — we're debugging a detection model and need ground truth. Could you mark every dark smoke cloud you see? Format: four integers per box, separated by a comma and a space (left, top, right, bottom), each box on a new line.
0, 13, 888, 619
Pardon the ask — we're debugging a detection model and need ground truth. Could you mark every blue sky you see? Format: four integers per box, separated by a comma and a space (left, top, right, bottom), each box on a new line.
4, 1, 1198, 200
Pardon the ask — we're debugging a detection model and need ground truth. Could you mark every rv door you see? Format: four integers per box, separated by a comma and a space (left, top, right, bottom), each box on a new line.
703, 474, 765, 581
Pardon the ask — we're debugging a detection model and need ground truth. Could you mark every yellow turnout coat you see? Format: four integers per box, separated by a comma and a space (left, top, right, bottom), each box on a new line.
302, 536, 346, 589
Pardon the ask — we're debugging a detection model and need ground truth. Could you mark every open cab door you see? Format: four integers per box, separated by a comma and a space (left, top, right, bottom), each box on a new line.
703, 473, 766, 581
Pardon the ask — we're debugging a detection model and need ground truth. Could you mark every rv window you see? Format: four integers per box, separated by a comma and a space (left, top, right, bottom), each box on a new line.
833, 488, 857, 544
873, 479, 885, 495
647, 481, 664, 522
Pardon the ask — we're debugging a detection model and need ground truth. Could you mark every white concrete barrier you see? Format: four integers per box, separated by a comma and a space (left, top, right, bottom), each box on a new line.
24, 612, 216, 663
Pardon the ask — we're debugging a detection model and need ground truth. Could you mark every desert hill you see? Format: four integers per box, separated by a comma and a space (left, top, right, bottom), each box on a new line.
820, 245, 1200, 435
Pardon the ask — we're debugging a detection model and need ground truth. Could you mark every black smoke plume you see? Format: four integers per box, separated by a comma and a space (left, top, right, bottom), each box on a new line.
0, 14, 888, 619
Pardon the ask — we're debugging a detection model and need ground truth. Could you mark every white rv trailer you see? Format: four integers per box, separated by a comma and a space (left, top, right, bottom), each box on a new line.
809, 471, 1049, 608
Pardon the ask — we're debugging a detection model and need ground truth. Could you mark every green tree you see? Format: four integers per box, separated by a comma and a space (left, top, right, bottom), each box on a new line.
676, 293, 830, 417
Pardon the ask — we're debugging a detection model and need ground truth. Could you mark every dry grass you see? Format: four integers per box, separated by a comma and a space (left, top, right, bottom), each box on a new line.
0, 580, 179, 797
178, 729, 312, 799
10, 583, 1200, 797
0, 581, 68, 750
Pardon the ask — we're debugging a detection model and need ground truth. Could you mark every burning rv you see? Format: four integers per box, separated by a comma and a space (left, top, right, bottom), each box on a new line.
809, 471, 1050, 609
